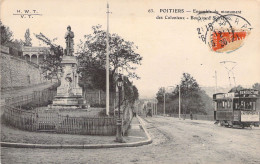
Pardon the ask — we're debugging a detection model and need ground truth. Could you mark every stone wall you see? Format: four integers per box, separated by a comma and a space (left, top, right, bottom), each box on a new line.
0, 52, 43, 89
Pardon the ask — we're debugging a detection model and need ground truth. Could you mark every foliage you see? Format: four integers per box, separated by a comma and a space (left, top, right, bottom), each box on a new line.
24, 28, 32, 46
156, 87, 175, 104
252, 83, 260, 91
77, 25, 142, 92
132, 85, 139, 101
156, 73, 208, 114
0, 20, 13, 45
175, 73, 206, 114
229, 85, 245, 92
156, 87, 165, 103
123, 77, 139, 104
35, 33, 63, 81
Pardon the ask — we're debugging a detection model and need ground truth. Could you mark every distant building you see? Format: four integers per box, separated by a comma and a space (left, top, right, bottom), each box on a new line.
21, 46, 50, 65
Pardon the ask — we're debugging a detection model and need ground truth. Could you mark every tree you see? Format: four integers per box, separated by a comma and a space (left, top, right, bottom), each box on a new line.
229, 85, 245, 92
156, 73, 207, 115
77, 25, 143, 91
0, 20, 13, 45
156, 87, 165, 103
175, 73, 205, 115
156, 87, 174, 104
252, 83, 260, 91
123, 77, 140, 104
24, 28, 32, 46
35, 33, 63, 82
132, 85, 139, 101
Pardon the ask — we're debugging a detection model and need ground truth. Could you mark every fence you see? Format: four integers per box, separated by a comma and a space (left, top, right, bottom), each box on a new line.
3, 105, 117, 135
84, 90, 115, 106
3, 106, 38, 131
56, 115, 117, 135
2, 85, 132, 136
5, 89, 56, 107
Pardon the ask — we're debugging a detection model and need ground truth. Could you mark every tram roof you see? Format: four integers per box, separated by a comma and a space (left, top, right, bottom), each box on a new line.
213, 89, 259, 100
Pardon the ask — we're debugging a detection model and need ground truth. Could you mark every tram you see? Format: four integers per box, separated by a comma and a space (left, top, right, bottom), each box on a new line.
213, 89, 260, 128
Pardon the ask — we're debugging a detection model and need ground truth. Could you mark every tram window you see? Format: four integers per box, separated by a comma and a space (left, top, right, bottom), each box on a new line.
233, 100, 238, 110
218, 102, 222, 108
240, 101, 245, 108
227, 100, 231, 108
253, 102, 256, 110
245, 101, 254, 110
235, 103, 238, 109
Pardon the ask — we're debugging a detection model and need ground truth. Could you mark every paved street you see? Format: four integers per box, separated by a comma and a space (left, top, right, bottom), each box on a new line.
1, 116, 260, 164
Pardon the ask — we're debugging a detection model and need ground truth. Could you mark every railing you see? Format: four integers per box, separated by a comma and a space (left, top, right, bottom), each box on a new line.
56, 115, 117, 135
2, 85, 132, 136
3, 106, 38, 131
4, 89, 56, 107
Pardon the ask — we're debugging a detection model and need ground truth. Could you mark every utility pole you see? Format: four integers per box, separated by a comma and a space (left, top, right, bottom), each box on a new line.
163, 88, 166, 116
178, 84, 181, 119
106, 3, 111, 116
213, 71, 217, 111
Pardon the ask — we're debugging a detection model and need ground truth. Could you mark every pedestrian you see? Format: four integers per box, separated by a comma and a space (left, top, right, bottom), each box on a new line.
190, 111, 193, 120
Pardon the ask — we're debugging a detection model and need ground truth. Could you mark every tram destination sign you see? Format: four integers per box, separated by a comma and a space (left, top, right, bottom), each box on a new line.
238, 90, 259, 97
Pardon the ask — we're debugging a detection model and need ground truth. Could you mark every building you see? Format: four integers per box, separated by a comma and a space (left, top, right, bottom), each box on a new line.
21, 46, 50, 65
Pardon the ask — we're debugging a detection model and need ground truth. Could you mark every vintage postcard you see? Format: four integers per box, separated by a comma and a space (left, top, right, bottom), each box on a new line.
1, 0, 260, 163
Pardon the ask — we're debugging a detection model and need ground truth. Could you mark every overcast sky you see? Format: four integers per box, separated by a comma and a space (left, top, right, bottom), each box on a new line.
1, 0, 260, 98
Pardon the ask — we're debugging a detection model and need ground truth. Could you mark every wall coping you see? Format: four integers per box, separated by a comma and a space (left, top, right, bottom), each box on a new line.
1, 52, 39, 68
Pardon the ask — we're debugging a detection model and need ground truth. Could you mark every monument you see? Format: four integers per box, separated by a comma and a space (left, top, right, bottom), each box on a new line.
52, 26, 84, 108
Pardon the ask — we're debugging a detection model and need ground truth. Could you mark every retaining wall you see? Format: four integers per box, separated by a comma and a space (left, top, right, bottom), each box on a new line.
0, 53, 43, 90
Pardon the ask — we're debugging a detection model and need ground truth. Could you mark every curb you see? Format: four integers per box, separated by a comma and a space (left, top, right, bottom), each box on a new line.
0, 116, 152, 149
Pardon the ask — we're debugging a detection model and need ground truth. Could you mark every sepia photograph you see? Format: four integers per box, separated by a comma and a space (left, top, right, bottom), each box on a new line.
1, 0, 260, 163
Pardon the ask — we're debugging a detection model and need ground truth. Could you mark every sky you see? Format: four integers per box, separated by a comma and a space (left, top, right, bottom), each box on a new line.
1, 0, 260, 98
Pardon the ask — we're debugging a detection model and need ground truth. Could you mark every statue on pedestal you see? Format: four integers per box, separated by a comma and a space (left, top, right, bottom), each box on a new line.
65, 26, 74, 56
52, 25, 83, 108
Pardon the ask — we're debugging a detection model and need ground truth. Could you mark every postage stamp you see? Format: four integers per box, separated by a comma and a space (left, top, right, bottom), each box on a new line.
196, 11, 253, 53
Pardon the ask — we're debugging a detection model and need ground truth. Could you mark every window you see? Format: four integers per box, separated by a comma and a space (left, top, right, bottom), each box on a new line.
227, 100, 231, 108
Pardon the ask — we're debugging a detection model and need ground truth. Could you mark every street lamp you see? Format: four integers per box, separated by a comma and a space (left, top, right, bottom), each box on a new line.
115, 74, 124, 143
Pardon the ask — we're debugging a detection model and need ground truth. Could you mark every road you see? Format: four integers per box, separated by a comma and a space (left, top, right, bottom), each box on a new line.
1, 116, 260, 164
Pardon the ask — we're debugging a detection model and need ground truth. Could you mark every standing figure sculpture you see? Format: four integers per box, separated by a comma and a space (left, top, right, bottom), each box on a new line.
65, 25, 74, 56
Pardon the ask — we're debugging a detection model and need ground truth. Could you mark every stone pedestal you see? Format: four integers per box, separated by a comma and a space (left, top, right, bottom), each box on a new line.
115, 119, 124, 143
52, 56, 84, 108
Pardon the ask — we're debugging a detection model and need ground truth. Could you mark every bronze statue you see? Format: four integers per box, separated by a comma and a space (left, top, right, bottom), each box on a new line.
65, 25, 74, 56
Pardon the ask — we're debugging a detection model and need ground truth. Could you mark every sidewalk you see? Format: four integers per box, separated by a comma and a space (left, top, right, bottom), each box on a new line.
0, 115, 152, 149
123, 116, 147, 143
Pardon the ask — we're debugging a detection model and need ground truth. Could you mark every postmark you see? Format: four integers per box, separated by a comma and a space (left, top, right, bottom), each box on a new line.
196, 11, 253, 53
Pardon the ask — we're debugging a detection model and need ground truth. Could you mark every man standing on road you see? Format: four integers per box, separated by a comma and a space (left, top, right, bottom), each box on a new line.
190, 111, 193, 120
